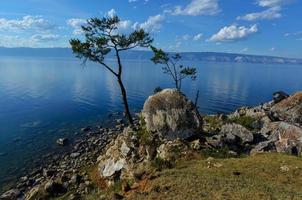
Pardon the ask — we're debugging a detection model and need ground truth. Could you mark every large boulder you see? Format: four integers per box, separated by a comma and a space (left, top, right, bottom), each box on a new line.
251, 122, 302, 155
220, 123, 254, 143
142, 89, 202, 140
275, 122, 302, 155
270, 92, 302, 126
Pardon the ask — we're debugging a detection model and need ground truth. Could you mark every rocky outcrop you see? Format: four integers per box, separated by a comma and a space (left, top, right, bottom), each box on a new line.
270, 92, 302, 125
142, 89, 202, 140
220, 124, 253, 143
0, 189, 20, 200
273, 91, 289, 104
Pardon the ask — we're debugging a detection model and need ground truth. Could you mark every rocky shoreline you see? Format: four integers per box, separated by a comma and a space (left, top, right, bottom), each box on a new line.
0, 117, 140, 200
1, 89, 302, 200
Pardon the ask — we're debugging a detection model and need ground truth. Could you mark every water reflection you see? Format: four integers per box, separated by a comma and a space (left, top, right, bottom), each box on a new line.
0, 56, 302, 188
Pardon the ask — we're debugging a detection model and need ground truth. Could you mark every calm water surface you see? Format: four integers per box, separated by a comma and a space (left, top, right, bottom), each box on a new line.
0, 56, 302, 189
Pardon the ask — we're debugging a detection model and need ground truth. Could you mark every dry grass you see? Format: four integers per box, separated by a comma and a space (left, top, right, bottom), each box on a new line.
127, 153, 302, 200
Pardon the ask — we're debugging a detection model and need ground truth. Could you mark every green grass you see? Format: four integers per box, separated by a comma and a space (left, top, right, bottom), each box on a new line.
127, 153, 302, 200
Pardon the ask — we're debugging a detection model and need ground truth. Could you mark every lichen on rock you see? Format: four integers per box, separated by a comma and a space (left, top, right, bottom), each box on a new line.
142, 89, 202, 140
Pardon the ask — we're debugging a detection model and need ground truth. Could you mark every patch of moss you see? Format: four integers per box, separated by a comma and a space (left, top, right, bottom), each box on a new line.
152, 157, 175, 171
228, 116, 259, 131
203, 115, 224, 132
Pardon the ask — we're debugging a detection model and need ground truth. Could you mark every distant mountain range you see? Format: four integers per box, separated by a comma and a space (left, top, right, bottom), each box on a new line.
0, 47, 301, 65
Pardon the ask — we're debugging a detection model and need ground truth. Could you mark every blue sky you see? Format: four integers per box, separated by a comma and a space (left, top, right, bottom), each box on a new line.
0, 0, 301, 58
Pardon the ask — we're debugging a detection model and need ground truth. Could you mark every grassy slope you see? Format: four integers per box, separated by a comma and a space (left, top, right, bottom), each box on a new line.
127, 153, 302, 200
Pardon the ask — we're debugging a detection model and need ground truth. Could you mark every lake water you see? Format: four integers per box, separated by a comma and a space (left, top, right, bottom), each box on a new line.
0, 56, 302, 190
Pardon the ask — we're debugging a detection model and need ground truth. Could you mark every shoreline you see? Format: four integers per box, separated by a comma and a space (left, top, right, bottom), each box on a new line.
0, 116, 139, 196
1, 90, 302, 199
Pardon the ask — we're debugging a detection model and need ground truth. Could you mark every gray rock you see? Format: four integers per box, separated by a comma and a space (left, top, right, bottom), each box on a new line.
70, 174, 82, 185
120, 142, 131, 157
116, 119, 124, 124
43, 169, 56, 177
44, 180, 66, 196
70, 152, 81, 158
270, 92, 302, 125
100, 159, 126, 178
81, 127, 91, 132
56, 138, 68, 146
0, 189, 20, 200
142, 89, 202, 140
273, 91, 289, 104
220, 123, 254, 143
250, 140, 276, 155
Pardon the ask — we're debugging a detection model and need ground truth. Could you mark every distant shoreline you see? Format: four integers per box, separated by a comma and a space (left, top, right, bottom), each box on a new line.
0, 47, 301, 65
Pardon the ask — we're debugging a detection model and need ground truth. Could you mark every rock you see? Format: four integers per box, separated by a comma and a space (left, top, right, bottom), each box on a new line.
101, 159, 126, 178
280, 165, 290, 172
43, 169, 56, 177
142, 89, 202, 140
120, 142, 131, 157
0, 189, 20, 200
190, 139, 202, 150
44, 180, 66, 196
70, 174, 82, 185
254, 122, 302, 155
70, 152, 81, 158
56, 138, 68, 146
220, 124, 254, 143
156, 139, 190, 161
273, 91, 289, 104
270, 92, 302, 125
274, 122, 302, 155
116, 119, 124, 124
25, 186, 40, 200
250, 140, 276, 155
81, 127, 91, 132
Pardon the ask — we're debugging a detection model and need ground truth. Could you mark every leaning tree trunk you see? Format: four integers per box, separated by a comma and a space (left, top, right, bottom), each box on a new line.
117, 76, 134, 125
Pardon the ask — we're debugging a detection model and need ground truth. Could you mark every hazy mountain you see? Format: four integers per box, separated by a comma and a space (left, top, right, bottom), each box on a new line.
0, 47, 301, 65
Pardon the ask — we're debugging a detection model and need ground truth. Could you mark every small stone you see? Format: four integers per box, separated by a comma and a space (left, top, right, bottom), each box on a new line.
56, 138, 68, 146
280, 165, 290, 172
120, 142, 131, 157
116, 119, 123, 124
70, 174, 82, 185
81, 127, 91, 132
43, 169, 56, 177
44, 180, 66, 196
70, 152, 81, 158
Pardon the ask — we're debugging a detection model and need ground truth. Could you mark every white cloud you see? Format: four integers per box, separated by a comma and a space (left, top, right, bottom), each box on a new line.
132, 14, 164, 32
270, 47, 276, 51
182, 34, 190, 40
209, 24, 258, 42
128, 0, 138, 2
172, 0, 220, 16
118, 20, 133, 30
237, 6, 281, 21
193, 33, 203, 40
107, 9, 117, 18
257, 0, 292, 7
31, 34, 59, 42
0, 15, 54, 32
67, 18, 86, 35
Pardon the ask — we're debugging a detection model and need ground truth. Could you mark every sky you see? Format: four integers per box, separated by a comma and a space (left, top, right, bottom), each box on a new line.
0, 0, 301, 58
